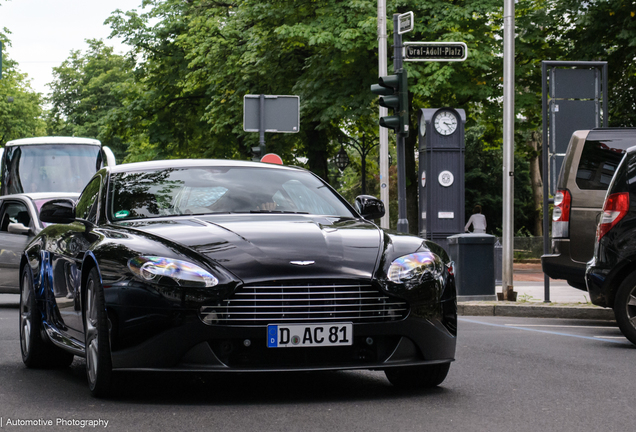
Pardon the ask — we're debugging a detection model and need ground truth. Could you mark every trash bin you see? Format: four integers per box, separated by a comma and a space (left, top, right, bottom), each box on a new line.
447, 233, 497, 301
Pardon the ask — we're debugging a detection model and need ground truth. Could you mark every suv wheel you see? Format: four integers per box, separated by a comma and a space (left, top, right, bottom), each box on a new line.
614, 273, 636, 345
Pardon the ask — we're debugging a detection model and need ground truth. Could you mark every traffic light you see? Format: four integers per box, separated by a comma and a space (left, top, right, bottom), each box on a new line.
370, 69, 409, 136
252, 144, 266, 161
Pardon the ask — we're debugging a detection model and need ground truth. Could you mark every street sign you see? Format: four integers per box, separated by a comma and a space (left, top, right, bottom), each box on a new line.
397, 12, 414, 35
403, 42, 468, 62
243, 95, 300, 133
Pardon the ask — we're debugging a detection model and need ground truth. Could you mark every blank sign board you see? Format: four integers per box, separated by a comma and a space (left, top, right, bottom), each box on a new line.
551, 68, 598, 99
550, 99, 598, 154
243, 95, 300, 133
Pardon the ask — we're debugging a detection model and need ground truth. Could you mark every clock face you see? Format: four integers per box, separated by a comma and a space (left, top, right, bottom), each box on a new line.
419, 115, 426, 137
434, 111, 458, 136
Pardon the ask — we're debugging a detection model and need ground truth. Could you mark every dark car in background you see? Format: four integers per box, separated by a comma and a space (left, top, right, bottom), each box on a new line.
0, 192, 79, 293
586, 145, 636, 345
19, 159, 457, 397
543, 128, 636, 290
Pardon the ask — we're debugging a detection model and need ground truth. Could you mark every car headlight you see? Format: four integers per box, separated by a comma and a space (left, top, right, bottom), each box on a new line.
387, 252, 443, 284
128, 256, 219, 288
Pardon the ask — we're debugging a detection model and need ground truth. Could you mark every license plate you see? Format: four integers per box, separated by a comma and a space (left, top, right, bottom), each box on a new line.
267, 323, 353, 348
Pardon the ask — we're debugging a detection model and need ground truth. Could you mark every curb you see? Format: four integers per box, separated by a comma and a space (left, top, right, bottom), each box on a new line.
458, 303, 615, 320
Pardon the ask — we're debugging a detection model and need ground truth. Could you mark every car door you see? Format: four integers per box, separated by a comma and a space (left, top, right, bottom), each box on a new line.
52, 175, 102, 336
0, 198, 36, 293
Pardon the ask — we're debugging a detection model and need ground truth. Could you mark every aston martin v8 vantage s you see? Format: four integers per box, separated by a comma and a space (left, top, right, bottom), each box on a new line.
20, 159, 457, 397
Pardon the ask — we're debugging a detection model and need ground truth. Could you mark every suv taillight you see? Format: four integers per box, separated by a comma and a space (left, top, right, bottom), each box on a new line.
552, 189, 571, 238
597, 192, 630, 241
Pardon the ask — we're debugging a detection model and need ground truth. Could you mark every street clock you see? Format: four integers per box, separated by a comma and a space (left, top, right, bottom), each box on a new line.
417, 107, 466, 252
434, 110, 458, 136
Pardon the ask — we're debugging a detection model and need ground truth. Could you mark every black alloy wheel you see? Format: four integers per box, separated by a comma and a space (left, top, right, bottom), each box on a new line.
84, 267, 113, 397
384, 362, 451, 388
614, 272, 636, 346
19, 266, 74, 368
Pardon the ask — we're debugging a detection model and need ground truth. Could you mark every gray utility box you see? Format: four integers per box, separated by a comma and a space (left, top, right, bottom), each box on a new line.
448, 233, 497, 301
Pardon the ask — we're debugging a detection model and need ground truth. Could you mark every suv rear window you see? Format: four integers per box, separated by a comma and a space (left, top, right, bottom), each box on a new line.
576, 139, 636, 190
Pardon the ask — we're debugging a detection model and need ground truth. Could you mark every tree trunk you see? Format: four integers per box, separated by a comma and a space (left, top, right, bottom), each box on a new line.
306, 123, 331, 184
529, 131, 543, 236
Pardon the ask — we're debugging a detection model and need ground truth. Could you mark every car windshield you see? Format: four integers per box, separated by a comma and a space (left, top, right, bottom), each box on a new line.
3, 144, 102, 194
108, 166, 355, 220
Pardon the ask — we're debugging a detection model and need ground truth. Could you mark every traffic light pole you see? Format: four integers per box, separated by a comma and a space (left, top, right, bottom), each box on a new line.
393, 14, 409, 234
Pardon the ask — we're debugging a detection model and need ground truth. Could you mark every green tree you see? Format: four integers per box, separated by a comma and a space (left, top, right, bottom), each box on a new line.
47, 39, 135, 161
0, 32, 45, 145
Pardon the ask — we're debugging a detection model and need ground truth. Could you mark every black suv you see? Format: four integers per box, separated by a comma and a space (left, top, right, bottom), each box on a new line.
586, 144, 636, 345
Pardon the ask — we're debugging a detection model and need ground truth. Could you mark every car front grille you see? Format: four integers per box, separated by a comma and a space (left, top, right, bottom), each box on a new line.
199, 281, 409, 326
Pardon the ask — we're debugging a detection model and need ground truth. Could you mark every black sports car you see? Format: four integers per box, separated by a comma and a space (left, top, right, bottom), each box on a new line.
20, 159, 457, 396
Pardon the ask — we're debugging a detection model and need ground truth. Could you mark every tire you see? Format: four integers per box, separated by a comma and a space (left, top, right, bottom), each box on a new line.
385, 363, 451, 389
84, 267, 113, 397
20, 266, 74, 368
613, 273, 636, 346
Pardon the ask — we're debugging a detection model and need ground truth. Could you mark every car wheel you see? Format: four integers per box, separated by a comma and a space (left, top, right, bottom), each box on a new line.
614, 273, 636, 345
84, 267, 113, 397
20, 266, 74, 368
384, 363, 451, 389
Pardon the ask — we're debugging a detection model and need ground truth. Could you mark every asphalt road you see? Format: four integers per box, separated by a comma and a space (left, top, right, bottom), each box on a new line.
0, 299, 634, 432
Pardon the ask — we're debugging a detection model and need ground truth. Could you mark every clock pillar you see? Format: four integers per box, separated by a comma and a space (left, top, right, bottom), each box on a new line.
418, 108, 466, 252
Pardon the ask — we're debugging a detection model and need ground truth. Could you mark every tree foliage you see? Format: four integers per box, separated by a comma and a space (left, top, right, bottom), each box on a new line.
0, 31, 45, 145
47, 39, 136, 161
38, 0, 636, 235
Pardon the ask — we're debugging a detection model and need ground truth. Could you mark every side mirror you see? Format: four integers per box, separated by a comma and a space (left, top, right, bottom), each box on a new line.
355, 195, 385, 221
8, 222, 31, 235
39, 199, 76, 224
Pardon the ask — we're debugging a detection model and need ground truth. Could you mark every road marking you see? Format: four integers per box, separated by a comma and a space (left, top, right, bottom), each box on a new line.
459, 318, 632, 345
504, 324, 616, 329
593, 336, 627, 339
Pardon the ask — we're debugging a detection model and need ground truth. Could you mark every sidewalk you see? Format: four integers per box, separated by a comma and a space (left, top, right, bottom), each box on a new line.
458, 262, 615, 320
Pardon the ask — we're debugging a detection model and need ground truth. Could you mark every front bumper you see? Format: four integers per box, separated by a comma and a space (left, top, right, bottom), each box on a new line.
541, 239, 587, 290
107, 308, 456, 372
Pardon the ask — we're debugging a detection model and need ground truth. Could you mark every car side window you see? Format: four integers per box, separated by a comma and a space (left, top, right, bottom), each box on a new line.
0, 201, 31, 232
75, 175, 102, 224
576, 140, 636, 190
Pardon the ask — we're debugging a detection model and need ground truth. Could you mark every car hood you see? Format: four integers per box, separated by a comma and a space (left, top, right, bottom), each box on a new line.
121, 215, 383, 283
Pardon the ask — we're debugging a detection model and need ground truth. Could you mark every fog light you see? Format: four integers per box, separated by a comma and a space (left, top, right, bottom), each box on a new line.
243, 339, 251, 347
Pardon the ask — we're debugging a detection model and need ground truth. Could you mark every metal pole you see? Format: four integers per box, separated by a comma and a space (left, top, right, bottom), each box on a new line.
393, 14, 408, 234
502, 0, 516, 300
542, 62, 551, 303
259, 94, 265, 150
378, 0, 390, 229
